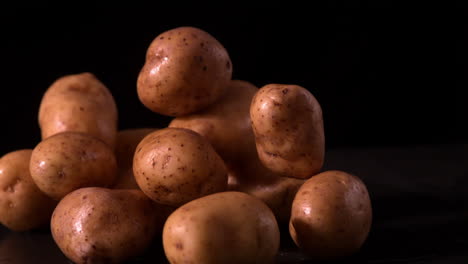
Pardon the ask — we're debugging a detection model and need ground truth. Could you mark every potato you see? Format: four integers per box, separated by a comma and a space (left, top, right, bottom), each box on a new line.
133, 128, 227, 206
169, 80, 257, 173
39, 72, 118, 148
289, 170, 372, 259
235, 176, 304, 224
163, 191, 280, 264
0, 150, 56, 231
30, 132, 117, 200
113, 128, 156, 189
51, 187, 170, 264
250, 84, 325, 179
137, 26, 232, 116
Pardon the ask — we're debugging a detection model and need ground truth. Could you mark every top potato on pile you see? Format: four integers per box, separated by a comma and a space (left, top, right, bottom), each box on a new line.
137, 27, 232, 116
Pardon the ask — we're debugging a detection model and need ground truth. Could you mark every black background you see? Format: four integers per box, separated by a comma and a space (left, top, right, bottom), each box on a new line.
1, 7, 466, 154
0, 6, 468, 264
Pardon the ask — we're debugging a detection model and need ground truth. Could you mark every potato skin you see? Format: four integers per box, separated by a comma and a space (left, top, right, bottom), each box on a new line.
170, 80, 257, 173
289, 170, 372, 259
51, 187, 168, 264
163, 191, 280, 264
113, 128, 156, 189
137, 27, 232, 116
133, 128, 227, 206
0, 150, 56, 231
39, 72, 118, 148
30, 132, 118, 200
250, 84, 325, 179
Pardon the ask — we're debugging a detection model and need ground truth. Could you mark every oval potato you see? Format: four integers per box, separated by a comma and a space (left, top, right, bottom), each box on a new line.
289, 170, 372, 259
170, 80, 257, 173
133, 128, 227, 206
0, 150, 56, 231
30, 132, 117, 200
250, 84, 325, 179
137, 27, 232, 116
163, 191, 280, 264
39, 72, 118, 148
51, 187, 169, 264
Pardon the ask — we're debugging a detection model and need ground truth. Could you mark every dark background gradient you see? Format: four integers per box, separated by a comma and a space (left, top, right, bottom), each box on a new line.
1, 8, 466, 154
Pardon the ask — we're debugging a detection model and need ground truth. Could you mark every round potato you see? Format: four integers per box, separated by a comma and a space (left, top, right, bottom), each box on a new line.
113, 128, 156, 189
133, 128, 227, 206
137, 26, 232, 116
163, 191, 280, 264
169, 80, 257, 173
51, 187, 170, 264
30, 132, 117, 200
250, 84, 325, 179
0, 150, 56, 231
289, 170, 372, 259
39, 72, 118, 148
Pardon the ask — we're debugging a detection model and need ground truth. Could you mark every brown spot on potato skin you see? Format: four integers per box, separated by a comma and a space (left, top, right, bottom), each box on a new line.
137, 27, 232, 116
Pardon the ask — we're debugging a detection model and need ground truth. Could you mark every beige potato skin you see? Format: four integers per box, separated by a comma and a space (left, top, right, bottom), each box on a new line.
113, 128, 156, 189
163, 191, 280, 264
170, 80, 257, 172
137, 27, 232, 116
39, 72, 118, 148
51, 187, 168, 264
133, 128, 227, 206
250, 84, 325, 179
0, 150, 56, 231
289, 170, 372, 259
30, 132, 118, 200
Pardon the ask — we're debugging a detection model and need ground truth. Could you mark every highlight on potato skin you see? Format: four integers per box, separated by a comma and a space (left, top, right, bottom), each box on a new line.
0, 150, 57, 231
163, 191, 280, 264
289, 170, 372, 259
38, 72, 118, 149
137, 26, 232, 116
113, 128, 156, 189
29, 132, 118, 200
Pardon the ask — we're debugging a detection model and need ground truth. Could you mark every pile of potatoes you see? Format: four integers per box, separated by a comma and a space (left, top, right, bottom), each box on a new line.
0, 26, 372, 263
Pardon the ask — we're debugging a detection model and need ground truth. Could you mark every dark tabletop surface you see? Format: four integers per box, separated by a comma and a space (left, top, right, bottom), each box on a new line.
1, 144, 467, 264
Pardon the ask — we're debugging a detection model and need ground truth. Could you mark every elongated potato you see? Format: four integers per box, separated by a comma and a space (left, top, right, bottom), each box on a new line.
30, 132, 117, 200
113, 128, 156, 189
289, 170, 372, 259
137, 27, 232, 116
39, 72, 118, 148
163, 192, 280, 264
133, 128, 227, 206
0, 150, 56, 231
250, 84, 325, 179
51, 187, 170, 264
